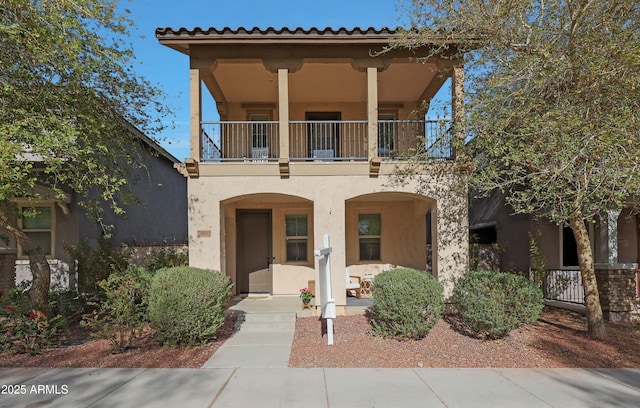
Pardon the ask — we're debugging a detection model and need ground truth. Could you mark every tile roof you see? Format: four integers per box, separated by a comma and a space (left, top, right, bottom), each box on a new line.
155, 26, 400, 37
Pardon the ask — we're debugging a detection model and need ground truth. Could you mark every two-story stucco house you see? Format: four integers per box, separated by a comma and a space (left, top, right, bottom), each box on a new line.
156, 27, 469, 310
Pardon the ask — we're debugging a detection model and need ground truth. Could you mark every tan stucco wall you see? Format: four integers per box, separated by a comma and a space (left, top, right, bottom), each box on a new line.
345, 198, 431, 271
187, 163, 468, 303
224, 101, 419, 122
220, 196, 314, 295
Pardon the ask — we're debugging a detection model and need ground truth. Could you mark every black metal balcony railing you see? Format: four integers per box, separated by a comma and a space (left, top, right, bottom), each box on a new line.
200, 119, 452, 162
289, 120, 368, 160
202, 121, 280, 162
542, 269, 585, 304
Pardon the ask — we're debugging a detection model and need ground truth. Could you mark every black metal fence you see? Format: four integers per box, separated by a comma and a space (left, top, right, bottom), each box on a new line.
542, 269, 585, 304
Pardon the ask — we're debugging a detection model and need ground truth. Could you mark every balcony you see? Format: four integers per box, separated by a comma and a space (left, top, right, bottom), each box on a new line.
201, 120, 452, 162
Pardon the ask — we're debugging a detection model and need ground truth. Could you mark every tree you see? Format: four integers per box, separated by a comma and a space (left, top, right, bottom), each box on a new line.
394, 0, 640, 338
0, 0, 168, 312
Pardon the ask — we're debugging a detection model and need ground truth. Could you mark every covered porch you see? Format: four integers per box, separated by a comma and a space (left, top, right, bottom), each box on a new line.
156, 27, 465, 167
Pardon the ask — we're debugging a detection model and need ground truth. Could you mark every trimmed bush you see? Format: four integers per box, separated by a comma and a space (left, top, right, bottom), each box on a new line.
454, 270, 544, 339
370, 267, 444, 340
148, 267, 233, 347
144, 247, 188, 272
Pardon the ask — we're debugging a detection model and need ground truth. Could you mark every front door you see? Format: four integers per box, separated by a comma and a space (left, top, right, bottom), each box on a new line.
306, 112, 340, 159
237, 210, 272, 294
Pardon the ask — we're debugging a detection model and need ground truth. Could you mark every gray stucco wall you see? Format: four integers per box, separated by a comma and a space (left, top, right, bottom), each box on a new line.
78, 144, 187, 246
471, 192, 639, 273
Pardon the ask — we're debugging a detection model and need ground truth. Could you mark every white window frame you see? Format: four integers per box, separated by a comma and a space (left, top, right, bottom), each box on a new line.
358, 213, 382, 262
18, 203, 55, 258
249, 111, 271, 150
378, 112, 396, 155
284, 213, 310, 264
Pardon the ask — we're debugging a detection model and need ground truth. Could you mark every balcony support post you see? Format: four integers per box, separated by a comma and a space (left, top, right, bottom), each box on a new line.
278, 68, 290, 161
451, 64, 465, 159
190, 68, 202, 161
367, 66, 378, 161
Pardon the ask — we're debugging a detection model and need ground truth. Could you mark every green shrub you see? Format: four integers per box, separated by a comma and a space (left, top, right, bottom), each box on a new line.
148, 267, 232, 347
454, 270, 544, 339
144, 246, 188, 272
370, 268, 444, 340
66, 239, 132, 294
81, 266, 151, 352
47, 290, 86, 335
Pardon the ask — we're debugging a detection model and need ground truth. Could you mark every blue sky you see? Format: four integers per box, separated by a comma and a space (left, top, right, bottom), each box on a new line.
121, 0, 445, 160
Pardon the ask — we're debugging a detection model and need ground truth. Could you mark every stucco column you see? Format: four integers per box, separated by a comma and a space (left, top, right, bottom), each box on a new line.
187, 179, 221, 272
278, 68, 290, 159
451, 64, 465, 158
598, 210, 621, 264
367, 66, 378, 160
313, 190, 347, 309
189, 68, 202, 160
434, 173, 469, 299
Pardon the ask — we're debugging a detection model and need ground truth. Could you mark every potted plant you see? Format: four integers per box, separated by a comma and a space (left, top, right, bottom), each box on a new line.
299, 287, 314, 306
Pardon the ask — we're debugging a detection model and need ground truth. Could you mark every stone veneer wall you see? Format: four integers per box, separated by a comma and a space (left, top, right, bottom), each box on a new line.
0, 252, 17, 290
127, 244, 188, 266
595, 265, 637, 322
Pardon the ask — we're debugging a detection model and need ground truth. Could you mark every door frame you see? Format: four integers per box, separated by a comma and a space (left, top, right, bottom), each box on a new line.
305, 111, 341, 159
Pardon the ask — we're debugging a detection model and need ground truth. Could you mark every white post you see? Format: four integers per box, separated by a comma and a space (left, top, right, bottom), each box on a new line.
314, 233, 336, 345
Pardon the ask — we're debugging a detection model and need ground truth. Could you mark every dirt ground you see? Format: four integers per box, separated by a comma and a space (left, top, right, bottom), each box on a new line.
0, 315, 237, 368
1, 307, 639, 369
289, 307, 640, 368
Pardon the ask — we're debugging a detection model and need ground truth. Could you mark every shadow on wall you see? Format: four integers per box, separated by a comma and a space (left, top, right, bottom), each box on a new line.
469, 243, 502, 272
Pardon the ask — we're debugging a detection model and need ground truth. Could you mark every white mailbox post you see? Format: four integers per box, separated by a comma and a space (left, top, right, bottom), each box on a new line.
314, 234, 336, 345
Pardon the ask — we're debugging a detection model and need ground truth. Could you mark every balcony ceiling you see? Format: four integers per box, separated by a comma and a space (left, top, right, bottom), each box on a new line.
162, 27, 462, 113
212, 60, 438, 104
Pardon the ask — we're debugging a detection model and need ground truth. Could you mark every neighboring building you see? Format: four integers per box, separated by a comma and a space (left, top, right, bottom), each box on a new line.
0, 127, 188, 290
470, 192, 639, 315
470, 193, 640, 274
156, 26, 469, 310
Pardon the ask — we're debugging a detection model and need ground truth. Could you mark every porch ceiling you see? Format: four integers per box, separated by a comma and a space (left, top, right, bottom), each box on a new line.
211, 60, 439, 104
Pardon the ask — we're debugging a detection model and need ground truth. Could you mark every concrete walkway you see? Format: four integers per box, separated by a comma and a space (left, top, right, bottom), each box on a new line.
2, 367, 640, 407
202, 295, 307, 368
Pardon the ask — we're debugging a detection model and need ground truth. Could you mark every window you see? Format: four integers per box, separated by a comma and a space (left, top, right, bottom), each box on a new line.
359, 213, 381, 261
562, 222, 595, 267
250, 113, 270, 149
20, 205, 53, 256
378, 113, 395, 155
285, 214, 308, 262
470, 225, 497, 244
562, 226, 579, 267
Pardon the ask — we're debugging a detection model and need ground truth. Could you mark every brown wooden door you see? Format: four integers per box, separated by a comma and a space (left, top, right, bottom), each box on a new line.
236, 210, 272, 294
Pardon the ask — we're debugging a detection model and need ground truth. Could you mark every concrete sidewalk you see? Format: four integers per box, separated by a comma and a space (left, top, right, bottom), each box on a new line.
1, 367, 640, 407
